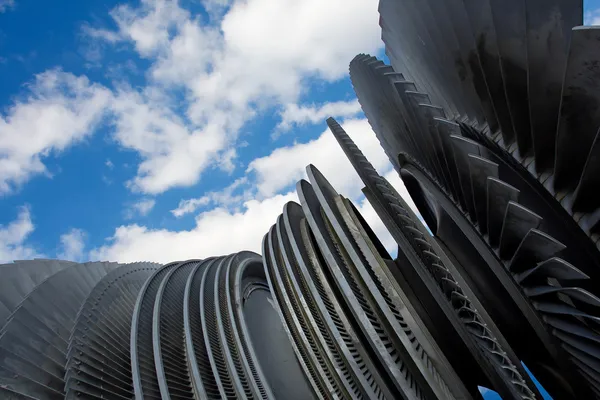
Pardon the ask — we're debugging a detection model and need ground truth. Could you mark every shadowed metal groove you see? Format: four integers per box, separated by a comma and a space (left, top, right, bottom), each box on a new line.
153, 261, 199, 399
183, 258, 221, 399
285, 201, 395, 399
297, 177, 428, 400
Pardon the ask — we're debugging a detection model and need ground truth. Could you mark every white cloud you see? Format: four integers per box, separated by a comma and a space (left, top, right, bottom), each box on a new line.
93, 116, 421, 263
109, 88, 229, 194
585, 9, 600, 25
57, 228, 87, 262
171, 197, 211, 218
79, 0, 382, 195
0, 206, 40, 263
91, 167, 415, 263
275, 100, 362, 133
0, 69, 112, 194
107, 0, 191, 56
0, 0, 15, 13
248, 118, 391, 199
171, 176, 248, 217
1, 0, 383, 197
91, 191, 298, 263
105, 159, 114, 169
125, 198, 156, 219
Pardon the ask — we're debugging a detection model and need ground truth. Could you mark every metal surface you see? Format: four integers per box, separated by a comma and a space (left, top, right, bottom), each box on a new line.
1, 254, 305, 399
348, 0, 600, 397
3, 1, 600, 398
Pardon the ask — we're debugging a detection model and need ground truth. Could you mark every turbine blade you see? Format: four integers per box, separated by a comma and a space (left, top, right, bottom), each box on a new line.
509, 229, 566, 272
467, 154, 499, 235
554, 26, 600, 191
486, 177, 520, 248
498, 201, 542, 260
515, 257, 588, 284
525, 0, 582, 171
489, 0, 531, 156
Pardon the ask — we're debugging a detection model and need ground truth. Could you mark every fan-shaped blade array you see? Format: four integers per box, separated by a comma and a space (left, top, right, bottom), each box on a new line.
3, 0, 600, 399
345, 0, 600, 398
0, 254, 311, 399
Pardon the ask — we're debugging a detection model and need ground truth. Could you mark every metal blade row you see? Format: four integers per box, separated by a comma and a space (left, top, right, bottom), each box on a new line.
373, 0, 600, 242
262, 161, 523, 399
327, 117, 542, 399
334, 82, 600, 397
447, 112, 600, 395
64, 262, 160, 399
0, 261, 120, 399
128, 254, 276, 400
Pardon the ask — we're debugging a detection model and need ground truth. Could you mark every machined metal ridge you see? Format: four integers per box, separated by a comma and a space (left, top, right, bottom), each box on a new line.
131, 262, 180, 399
0, 261, 115, 399
215, 255, 256, 399
183, 258, 220, 399
153, 261, 199, 399
201, 256, 245, 399
335, 195, 471, 400
306, 164, 465, 400
327, 118, 538, 398
65, 263, 159, 399
266, 225, 340, 399
228, 252, 275, 399
297, 177, 425, 400
273, 214, 358, 399
0, 260, 74, 329
286, 201, 395, 399
261, 231, 325, 400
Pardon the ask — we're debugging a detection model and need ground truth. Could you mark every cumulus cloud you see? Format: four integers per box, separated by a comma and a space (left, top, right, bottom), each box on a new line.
0, 69, 112, 194
85, 0, 382, 194
91, 171, 412, 263
125, 198, 156, 219
171, 176, 248, 217
1, 0, 382, 197
1, 0, 398, 264
91, 116, 420, 263
275, 100, 362, 133
57, 228, 87, 262
0, 206, 40, 263
91, 191, 299, 263
109, 88, 230, 193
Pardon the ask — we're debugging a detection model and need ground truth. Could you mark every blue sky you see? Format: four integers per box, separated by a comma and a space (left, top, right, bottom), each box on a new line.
0, 0, 410, 262
1, 0, 597, 265
1, 0, 595, 397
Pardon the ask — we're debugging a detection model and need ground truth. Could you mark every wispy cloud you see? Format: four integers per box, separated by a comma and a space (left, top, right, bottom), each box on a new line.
0, 206, 40, 263
125, 198, 156, 219
585, 8, 600, 25
275, 100, 362, 135
0, 0, 15, 13
0, 69, 111, 194
57, 228, 87, 262
171, 176, 248, 217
